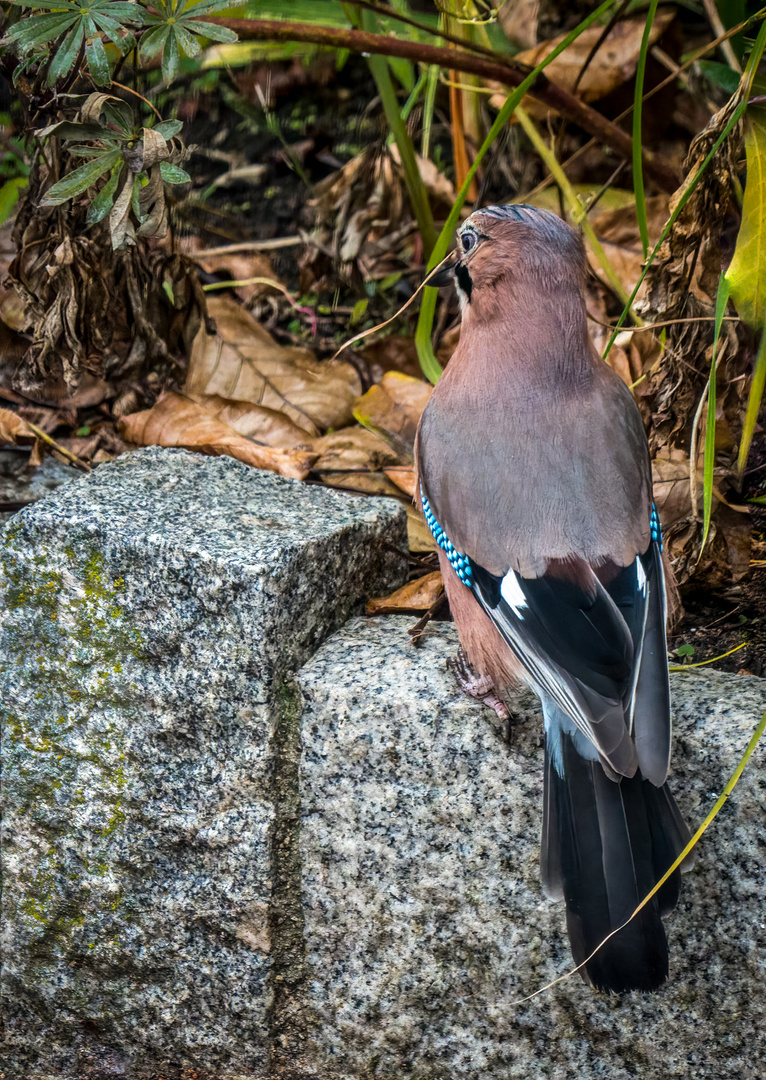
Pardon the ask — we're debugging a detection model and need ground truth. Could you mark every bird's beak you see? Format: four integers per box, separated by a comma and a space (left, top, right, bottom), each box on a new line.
426, 253, 458, 288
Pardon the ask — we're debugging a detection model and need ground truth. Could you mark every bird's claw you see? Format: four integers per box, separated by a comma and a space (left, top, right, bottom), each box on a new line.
447, 648, 511, 734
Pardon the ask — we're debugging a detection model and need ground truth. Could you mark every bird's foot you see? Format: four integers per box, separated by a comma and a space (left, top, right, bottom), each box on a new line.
447, 649, 511, 737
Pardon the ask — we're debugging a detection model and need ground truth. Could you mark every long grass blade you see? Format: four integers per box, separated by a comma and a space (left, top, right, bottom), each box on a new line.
701, 272, 730, 549
736, 327, 766, 475
633, 0, 660, 258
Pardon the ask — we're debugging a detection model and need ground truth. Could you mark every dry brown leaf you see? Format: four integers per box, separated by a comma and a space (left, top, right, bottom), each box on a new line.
186, 295, 361, 435
186, 392, 314, 449
366, 570, 444, 614
388, 147, 455, 207
0, 406, 34, 445
312, 426, 399, 471
317, 471, 402, 498
353, 372, 432, 459
492, 10, 677, 111
118, 391, 318, 480
383, 466, 416, 498
652, 450, 694, 530
406, 504, 436, 553
497, 0, 539, 50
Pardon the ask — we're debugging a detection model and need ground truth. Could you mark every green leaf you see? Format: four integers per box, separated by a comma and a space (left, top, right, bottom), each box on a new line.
91, 11, 134, 51
726, 105, 766, 330
182, 19, 238, 42
701, 272, 730, 551
85, 22, 111, 85
179, 0, 240, 15
86, 165, 122, 223
737, 327, 766, 475
7, 0, 81, 8
154, 118, 183, 139
47, 22, 85, 83
0, 176, 27, 226
675, 644, 695, 658
698, 60, 742, 95
161, 27, 181, 81
102, 1, 147, 21
4, 11, 77, 51
633, 0, 660, 259
172, 21, 201, 58
139, 22, 169, 61
159, 161, 190, 184
102, 99, 135, 134
39, 149, 121, 206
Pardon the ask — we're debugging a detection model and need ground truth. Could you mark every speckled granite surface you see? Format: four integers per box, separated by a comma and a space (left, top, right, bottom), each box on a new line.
0, 448, 406, 1080
295, 617, 766, 1080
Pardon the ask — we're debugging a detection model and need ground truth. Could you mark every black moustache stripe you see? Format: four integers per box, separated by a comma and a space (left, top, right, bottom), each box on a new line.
456, 262, 473, 302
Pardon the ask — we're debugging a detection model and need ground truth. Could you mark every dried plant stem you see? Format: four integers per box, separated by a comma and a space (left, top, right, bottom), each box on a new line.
25, 422, 92, 472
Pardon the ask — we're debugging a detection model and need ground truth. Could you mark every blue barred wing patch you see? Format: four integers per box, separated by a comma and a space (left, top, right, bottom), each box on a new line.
420, 483, 473, 586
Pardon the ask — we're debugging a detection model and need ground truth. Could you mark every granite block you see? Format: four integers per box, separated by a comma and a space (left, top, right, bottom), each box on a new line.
295, 616, 766, 1080
0, 448, 406, 1080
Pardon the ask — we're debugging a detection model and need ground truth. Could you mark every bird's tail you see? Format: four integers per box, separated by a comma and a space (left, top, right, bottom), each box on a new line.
541, 731, 690, 993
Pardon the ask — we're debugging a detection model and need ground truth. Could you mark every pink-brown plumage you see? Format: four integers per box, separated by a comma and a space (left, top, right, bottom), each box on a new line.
415, 204, 690, 993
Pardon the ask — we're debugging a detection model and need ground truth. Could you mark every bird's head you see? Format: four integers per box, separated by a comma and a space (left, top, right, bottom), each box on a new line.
429, 204, 587, 315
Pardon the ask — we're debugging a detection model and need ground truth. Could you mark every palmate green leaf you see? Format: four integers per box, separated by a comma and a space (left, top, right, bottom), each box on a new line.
86, 165, 122, 223
136, 0, 239, 82
91, 11, 136, 52
3, 11, 77, 51
726, 105, 766, 331
182, 19, 238, 43
172, 22, 201, 59
8, 0, 81, 9
39, 148, 121, 206
47, 22, 85, 83
84, 17, 111, 85
178, 0, 241, 15
159, 161, 190, 183
161, 29, 181, 81
6, 0, 145, 80
139, 22, 170, 61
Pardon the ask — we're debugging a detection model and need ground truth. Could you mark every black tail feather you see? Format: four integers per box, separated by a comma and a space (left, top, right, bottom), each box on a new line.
542, 734, 688, 993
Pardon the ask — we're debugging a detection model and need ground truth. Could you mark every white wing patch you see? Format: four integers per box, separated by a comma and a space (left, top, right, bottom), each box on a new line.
500, 569, 528, 620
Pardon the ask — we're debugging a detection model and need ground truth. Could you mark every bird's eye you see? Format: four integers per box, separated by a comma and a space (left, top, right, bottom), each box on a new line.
461, 230, 478, 253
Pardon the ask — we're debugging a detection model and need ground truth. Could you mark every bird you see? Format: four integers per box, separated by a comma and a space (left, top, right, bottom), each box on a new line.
415, 203, 691, 993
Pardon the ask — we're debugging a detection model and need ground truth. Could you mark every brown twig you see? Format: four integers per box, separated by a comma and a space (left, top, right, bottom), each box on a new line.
208, 17, 680, 192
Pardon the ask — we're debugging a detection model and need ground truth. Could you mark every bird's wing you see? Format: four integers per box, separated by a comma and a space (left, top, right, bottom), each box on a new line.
469, 557, 641, 778
421, 478, 669, 780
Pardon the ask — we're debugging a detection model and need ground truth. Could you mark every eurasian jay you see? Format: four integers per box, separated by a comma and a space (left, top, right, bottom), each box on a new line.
415, 204, 690, 993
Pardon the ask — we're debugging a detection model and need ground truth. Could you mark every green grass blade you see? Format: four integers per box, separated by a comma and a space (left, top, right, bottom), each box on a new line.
701, 271, 730, 550
421, 62, 439, 160
367, 51, 436, 255
633, 0, 660, 258
736, 328, 766, 476
415, 0, 622, 382
725, 105, 766, 329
